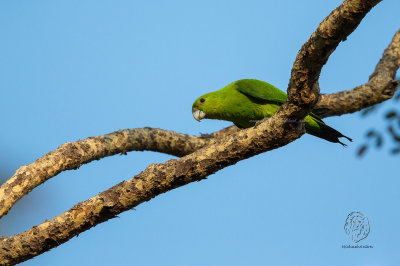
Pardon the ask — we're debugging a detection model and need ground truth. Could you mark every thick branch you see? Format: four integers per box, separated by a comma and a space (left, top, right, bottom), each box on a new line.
313, 30, 400, 117
0, 108, 303, 265
0, 0, 385, 222
288, 0, 381, 111
0, 128, 210, 218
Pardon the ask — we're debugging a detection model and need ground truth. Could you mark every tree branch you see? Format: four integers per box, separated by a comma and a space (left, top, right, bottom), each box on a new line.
0, 0, 390, 265
0, 128, 211, 219
288, 0, 381, 110
0, 1, 388, 222
314, 30, 400, 117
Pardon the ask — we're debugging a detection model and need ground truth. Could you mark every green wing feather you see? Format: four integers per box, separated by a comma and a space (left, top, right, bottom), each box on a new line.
235, 79, 287, 105
235, 79, 326, 121
233, 79, 352, 145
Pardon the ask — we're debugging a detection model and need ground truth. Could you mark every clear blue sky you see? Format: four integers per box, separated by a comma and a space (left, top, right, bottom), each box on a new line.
0, 1, 399, 265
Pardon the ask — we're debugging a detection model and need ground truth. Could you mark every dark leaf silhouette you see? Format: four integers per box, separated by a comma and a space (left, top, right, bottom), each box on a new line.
361, 106, 377, 116
385, 111, 398, 119
358, 77, 400, 157
358, 145, 368, 157
391, 147, 400, 154
366, 130, 376, 138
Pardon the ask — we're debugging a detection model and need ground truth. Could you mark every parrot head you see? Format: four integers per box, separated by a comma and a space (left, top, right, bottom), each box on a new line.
192, 91, 222, 122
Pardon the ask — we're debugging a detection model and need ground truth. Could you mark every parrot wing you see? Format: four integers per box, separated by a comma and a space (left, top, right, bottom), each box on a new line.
235, 79, 326, 123
235, 79, 288, 105
308, 112, 325, 124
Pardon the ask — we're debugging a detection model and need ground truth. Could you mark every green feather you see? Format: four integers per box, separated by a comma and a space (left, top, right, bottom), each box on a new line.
235, 79, 287, 105
192, 79, 352, 145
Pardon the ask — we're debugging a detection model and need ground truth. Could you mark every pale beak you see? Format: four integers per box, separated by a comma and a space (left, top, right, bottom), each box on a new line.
192, 108, 206, 122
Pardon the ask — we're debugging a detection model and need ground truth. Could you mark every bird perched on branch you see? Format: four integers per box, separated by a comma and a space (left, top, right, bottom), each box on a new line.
192, 79, 352, 146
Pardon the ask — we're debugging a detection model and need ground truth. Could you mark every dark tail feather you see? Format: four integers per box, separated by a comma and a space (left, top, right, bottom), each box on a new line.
305, 120, 352, 146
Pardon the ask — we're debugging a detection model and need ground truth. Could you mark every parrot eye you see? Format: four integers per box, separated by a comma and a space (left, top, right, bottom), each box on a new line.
200, 98, 206, 103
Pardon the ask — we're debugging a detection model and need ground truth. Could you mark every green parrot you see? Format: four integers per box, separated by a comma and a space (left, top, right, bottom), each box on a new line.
192, 79, 352, 146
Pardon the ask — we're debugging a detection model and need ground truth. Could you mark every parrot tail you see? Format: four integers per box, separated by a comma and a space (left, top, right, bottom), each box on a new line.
305, 115, 353, 146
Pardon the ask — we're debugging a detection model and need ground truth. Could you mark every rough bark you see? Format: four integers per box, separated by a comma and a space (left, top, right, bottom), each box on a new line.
288, 0, 381, 111
0, 128, 210, 219
313, 30, 400, 117
0, 0, 397, 265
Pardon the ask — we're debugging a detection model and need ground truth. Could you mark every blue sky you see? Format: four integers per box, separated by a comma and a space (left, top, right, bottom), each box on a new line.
0, 1, 399, 265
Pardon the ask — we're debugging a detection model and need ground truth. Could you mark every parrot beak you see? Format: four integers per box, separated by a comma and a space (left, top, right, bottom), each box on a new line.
192, 108, 206, 122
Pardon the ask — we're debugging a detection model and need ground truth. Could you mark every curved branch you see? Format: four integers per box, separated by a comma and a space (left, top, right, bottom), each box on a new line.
0, 0, 385, 222
0, 128, 210, 218
0, 109, 303, 266
314, 30, 400, 117
3, 49, 398, 221
287, 0, 381, 111
0, 0, 384, 264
